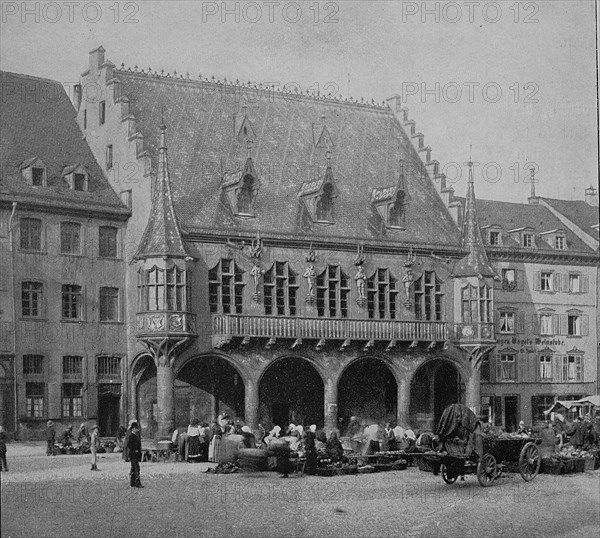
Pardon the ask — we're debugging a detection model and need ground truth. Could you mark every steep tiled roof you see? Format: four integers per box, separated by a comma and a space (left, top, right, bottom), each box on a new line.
134, 125, 190, 259
116, 72, 460, 247
0, 71, 128, 216
540, 197, 599, 241
453, 196, 594, 253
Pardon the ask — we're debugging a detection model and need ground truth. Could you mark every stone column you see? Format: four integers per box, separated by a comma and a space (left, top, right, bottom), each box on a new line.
324, 378, 338, 431
245, 379, 259, 429
156, 357, 174, 439
397, 376, 410, 426
466, 363, 481, 417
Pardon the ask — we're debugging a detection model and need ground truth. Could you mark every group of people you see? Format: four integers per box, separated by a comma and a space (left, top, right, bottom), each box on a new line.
345, 417, 422, 455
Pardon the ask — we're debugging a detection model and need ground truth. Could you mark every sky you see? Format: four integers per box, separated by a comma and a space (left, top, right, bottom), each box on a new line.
1, 0, 598, 204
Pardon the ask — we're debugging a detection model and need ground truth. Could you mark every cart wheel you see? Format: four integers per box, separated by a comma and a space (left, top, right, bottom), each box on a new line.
518, 441, 540, 481
477, 454, 497, 487
441, 464, 457, 484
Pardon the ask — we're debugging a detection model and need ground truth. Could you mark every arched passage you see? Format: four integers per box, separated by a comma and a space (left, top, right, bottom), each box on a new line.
409, 359, 465, 431
259, 357, 324, 430
176, 356, 245, 428
338, 357, 397, 432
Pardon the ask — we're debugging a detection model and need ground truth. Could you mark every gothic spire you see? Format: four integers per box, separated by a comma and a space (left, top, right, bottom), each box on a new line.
134, 123, 190, 260
452, 152, 496, 278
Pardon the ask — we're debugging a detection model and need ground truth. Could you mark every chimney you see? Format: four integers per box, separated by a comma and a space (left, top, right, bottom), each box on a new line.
584, 186, 598, 206
89, 46, 106, 71
441, 186, 454, 207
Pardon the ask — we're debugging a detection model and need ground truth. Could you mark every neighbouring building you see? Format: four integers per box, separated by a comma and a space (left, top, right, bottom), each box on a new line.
0, 71, 130, 439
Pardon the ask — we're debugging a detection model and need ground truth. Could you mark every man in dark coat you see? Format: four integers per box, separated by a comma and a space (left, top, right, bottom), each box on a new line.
46, 421, 55, 456
124, 421, 143, 488
568, 416, 585, 448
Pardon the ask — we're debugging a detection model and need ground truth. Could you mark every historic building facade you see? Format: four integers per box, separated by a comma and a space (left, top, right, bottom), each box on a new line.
0, 71, 131, 438
2, 47, 597, 439
76, 47, 499, 438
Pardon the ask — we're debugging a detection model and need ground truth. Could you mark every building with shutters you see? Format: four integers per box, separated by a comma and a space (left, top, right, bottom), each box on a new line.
0, 71, 130, 439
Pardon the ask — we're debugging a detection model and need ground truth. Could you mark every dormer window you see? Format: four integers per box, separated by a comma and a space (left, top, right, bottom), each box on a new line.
371, 182, 408, 230
221, 158, 260, 217
20, 158, 47, 187
237, 175, 254, 215
62, 165, 89, 192
555, 235, 565, 250
489, 231, 500, 246
316, 183, 334, 222
523, 233, 533, 248
388, 196, 404, 228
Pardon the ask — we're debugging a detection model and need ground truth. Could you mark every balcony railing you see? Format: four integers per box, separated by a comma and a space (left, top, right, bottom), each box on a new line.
450, 322, 496, 343
136, 312, 197, 338
212, 314, 447, 346
0, 322, 13, 353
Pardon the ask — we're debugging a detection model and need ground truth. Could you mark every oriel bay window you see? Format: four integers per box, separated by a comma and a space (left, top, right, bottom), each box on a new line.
209, 259, 244, 314
367, 268, 399, 319
414, 271, 443, 321
317, 265, 350, 318
263, 262, 299, 316
461, 284, 492, 323
138, 265, 191, 312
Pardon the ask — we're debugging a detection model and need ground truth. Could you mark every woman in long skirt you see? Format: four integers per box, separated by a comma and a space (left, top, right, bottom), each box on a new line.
186, 420, 201, 461
209, 421, 222, 462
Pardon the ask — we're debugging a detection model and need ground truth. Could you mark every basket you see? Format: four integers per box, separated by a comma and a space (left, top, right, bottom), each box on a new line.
573, 458, 586, 473
373, 463, 393, 472
316, 466, 341, 477
341, 465, 358, 475
583, 457, 595, 472
563, 459, 574, 474
541, 458, 564, 475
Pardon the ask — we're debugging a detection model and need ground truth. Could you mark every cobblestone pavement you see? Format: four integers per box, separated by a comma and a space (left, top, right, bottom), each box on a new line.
1, 443, 599, 538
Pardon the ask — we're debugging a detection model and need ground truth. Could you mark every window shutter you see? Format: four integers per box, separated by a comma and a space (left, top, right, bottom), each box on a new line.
552, 314, 560, 335
560, 314, 569, 336
552, 273, 561, 292
531, 313, 540, 335
518, 355, 527, 382
493, 396, 502, 426
496, 356, 502, 382
516, 312, 525, 333
581, 315, 589, 336
581, 275, 589, 293
533, 272, 541, 291
562, 274, 571, 293
552, 355, 562, 382
516, 270, 525, 291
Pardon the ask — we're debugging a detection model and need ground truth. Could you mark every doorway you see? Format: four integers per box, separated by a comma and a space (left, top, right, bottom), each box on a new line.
98, 384, 121, 436
504, 395, 519, 432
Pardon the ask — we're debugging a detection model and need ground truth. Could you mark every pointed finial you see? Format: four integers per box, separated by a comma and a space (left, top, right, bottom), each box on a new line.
326, 148, 332, 166
530, 167, 536, 198
467, 145, 474, 183
246, 138, 253, 159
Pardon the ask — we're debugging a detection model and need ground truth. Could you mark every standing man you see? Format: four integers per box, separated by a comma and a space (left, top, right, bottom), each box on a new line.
125, 421, 143, 488
45, 420, 55, 456
90, 425, 100, 471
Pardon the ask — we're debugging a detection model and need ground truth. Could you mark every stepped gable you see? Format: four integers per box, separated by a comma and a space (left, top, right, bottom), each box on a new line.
115, 70, 460, 246
0, 71, 128, 215
454, 197, 595, 253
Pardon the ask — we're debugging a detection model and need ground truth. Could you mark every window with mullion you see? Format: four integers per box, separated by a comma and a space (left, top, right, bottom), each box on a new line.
367, 268, 399, 320
208, 259, 245, 314
20, 218, 42, 251
22, 281, 43, 317
414, 271, 444, 321
61, 284, 82, 320
317, 265, 349, 318
25, 382, 45, 417
62, 383, 83, 417
61, 222, 81, 255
